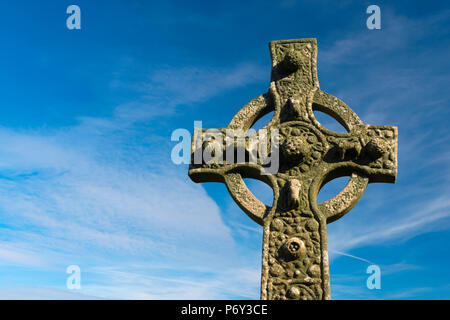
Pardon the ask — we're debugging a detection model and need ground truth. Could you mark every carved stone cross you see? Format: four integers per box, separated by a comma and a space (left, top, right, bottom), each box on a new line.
188, 38, 397, 300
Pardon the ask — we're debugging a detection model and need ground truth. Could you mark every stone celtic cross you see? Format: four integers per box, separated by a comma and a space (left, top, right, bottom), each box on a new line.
188, 38, 397, 300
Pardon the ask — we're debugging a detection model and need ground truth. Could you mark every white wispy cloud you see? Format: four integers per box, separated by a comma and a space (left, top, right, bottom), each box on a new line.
0, 287, 99, 300
320, 9, 450, 67
0, 61, 266, 299
328, 195, 450, 255
110, 63, 266, 125
79, 266, 260, 300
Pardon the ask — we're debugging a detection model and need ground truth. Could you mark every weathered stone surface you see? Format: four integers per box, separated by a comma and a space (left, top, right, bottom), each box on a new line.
188, 38, 398, 300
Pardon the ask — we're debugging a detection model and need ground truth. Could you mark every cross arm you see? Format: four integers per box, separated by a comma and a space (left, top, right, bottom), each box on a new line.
188, 125, 279, 225
312, 124, 398, 223
323, 124, 398, 183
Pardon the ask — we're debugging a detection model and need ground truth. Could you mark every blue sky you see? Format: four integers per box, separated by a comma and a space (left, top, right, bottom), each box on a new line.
0, 0, 448, 299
